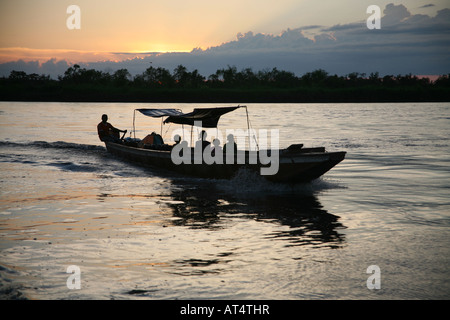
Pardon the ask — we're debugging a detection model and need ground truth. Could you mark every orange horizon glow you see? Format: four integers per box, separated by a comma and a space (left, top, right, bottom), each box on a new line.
0, 0, 246, 64
0, 47, 194, 65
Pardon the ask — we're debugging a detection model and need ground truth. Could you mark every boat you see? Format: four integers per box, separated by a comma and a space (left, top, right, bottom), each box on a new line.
103, 106, 346, 183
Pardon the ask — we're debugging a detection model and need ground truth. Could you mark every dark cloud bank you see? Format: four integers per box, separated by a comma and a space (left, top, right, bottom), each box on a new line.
1, 3, 449, 78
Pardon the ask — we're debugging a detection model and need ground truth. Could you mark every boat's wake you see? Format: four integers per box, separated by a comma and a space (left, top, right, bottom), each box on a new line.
0, 140, 137, 176
214, 167, 345, 198
0, 140, 105, 152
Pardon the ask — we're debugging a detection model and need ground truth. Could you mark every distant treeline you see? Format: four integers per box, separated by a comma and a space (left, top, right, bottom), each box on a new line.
1, 64, 449, 102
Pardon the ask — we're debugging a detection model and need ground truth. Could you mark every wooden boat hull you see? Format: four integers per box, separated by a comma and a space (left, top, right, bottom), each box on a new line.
104, 142, 345, 183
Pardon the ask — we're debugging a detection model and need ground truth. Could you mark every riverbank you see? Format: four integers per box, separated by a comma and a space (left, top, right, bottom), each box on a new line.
1, 84, 449, 103
1, 66, 449, 103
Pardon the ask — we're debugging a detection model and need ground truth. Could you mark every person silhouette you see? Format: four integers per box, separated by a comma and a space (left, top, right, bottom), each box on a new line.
223, 134, 237, 155
97, 114, 126, 143
211, 138, 222, 157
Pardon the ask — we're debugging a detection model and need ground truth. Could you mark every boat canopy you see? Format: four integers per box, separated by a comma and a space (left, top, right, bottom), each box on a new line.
132, 105, 256, 148
163, 106, 241, 128
136, 108, 183, 118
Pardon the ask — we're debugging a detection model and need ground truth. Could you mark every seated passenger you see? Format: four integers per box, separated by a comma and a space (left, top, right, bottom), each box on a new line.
223, 134, 238, 155
211, 138, 222, 156
141, 132, 165, 148
195, 130, 210, 152
173, 134, 181, 147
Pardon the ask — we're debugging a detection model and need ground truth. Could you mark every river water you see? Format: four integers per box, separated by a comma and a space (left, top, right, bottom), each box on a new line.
0, 102, 449, 300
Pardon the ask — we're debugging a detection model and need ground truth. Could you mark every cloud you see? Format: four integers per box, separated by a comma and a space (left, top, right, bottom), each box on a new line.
1, 3, 449, 78
203, 29, 315, 53
419, 4, 435, 9
181, 4, 450, 75
0, 58, 69, 79
382, 3, 411, 26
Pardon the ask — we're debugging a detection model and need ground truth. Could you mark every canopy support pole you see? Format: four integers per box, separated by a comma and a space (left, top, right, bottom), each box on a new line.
245, 106, 250, 149
245, 106, 259, 151
133, 109, 136, 139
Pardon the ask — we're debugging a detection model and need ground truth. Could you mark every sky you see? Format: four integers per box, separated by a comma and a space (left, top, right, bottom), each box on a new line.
0, 0, 449, 78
